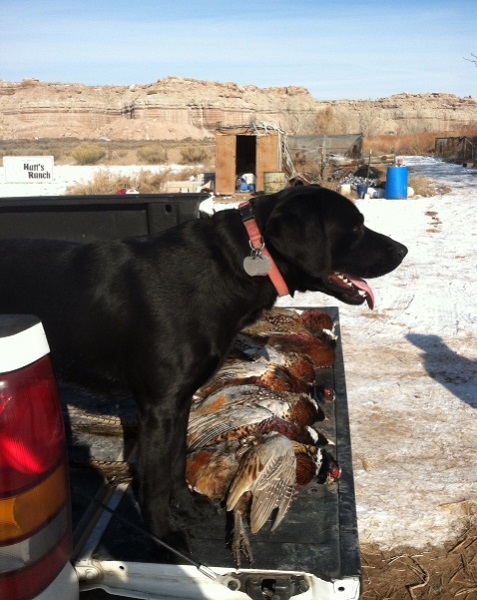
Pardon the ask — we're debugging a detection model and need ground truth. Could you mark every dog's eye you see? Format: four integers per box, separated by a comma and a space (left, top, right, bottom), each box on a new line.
353, 224, 364, 235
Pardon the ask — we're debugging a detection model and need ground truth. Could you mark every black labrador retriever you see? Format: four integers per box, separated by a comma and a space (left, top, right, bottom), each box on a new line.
0, 186, 407, 549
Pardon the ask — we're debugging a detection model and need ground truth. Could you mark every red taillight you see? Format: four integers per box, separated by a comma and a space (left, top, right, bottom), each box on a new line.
0, 357, 65, 493
0, 316, 72, 600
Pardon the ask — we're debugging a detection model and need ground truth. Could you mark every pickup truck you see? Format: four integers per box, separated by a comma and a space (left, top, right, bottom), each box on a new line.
0, 193, 361, 600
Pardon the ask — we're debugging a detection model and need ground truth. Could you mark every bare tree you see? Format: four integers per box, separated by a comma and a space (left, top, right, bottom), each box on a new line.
464, 53, 477, 66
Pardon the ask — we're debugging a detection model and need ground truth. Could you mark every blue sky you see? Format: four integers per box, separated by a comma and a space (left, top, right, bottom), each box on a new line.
1, 0, 475, 100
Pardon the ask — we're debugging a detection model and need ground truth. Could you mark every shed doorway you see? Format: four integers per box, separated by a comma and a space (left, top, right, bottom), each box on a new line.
236, 135, 257, 175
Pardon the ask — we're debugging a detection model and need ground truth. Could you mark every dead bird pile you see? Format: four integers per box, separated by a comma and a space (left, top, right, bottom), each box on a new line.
187, 307, 341, 566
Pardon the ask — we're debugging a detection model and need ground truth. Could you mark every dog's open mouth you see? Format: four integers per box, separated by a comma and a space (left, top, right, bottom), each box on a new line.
327, 273, 375, 309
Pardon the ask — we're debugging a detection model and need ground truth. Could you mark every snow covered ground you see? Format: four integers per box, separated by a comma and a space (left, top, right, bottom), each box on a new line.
1, 155, 475, 551
278, 157, 477, 550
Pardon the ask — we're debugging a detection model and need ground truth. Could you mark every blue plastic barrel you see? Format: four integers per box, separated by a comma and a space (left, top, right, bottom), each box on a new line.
385, 166, 408, 199
357, 184, 368, 199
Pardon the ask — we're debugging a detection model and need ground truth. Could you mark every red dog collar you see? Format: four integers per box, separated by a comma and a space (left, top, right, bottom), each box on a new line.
239, 201, 290, 297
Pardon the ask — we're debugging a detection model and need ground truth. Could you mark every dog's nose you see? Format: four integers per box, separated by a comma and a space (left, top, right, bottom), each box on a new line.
393, 242, 408, 261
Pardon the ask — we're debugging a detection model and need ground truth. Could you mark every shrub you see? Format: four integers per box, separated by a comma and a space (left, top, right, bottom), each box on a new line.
180, 145, 208, 164
137, 144, 168, 164
408, 175, 451, 197
71, 143, 106, 165
65, 169, 173, 195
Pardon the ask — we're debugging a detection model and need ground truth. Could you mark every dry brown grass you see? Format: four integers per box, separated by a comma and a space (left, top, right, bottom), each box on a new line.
2, 132, 475, 170
361, 509, 477, 599
409, 175, 452, 198
65, 169, 171, 194
0, 139, 216, 168
365, 129, 477, 157
365, 132, 436, 156
65, 166, 203, 195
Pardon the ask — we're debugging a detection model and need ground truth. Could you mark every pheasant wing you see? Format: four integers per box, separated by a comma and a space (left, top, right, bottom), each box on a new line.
226, 434, 296, 534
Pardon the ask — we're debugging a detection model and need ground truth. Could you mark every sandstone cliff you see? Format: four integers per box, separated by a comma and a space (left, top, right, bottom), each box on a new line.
0, 77, 475, 140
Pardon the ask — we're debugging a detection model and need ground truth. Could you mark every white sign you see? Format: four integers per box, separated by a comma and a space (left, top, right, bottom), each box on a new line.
4, 156, 54, 183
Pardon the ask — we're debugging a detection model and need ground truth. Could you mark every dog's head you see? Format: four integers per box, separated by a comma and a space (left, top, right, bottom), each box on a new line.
256, 186, 408, 307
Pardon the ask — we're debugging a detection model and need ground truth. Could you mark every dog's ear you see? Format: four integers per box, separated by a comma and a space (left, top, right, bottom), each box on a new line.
263, 197, 330, 278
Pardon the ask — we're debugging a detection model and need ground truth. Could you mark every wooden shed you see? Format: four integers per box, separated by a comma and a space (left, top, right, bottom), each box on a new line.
215, 124, 286, 195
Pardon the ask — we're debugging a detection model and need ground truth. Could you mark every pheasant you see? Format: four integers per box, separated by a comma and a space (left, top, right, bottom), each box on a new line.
188, 384, 326, 450
186, 432, 340, 567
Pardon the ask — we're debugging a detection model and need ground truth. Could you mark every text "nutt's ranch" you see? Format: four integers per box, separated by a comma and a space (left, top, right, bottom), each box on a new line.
4, 156, 55, 184
24, 162, 52, 179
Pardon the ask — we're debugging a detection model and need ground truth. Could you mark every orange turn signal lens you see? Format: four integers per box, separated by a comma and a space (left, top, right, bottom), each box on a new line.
0, 462, 67, 544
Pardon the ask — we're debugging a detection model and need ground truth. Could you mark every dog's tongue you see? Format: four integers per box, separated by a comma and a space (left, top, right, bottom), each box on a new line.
348, 276, 375, 309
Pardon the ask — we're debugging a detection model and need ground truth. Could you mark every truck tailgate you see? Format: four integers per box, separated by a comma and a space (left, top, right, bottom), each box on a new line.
68, 307, 361, 599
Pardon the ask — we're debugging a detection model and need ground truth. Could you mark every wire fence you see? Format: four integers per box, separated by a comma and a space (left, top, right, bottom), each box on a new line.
287, 134, 364, 164
434, 136, 476, 162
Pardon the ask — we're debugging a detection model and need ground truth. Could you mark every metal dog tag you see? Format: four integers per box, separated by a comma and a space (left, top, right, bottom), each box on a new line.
243, 255, 272, 276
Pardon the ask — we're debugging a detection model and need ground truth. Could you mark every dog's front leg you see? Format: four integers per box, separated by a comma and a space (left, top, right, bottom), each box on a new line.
169, 400, 194, 514
169, 401, 216, 523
